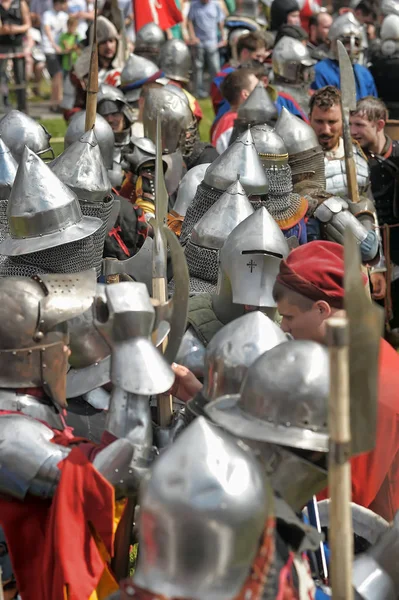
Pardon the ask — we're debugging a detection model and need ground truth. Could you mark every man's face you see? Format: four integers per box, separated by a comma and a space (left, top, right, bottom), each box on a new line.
277, 297, 327, 343
286, 10, 301, 26
98, 38, 117, 60
310, 103, 342, 151
104, 112, 125, 132
350, 112, 379, 150
240, 73, 260, 104
315, 13, 332, 44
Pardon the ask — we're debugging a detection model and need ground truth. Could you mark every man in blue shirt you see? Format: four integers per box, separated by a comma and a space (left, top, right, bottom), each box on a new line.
311, 12, 377, 100
187, 0, 226, 98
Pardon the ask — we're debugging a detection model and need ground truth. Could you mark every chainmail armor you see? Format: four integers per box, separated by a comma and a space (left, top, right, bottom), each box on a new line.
0, 235, 97, 277
0, 199, 8, 242
80, 195, 114, 276
180, 182, 223, 246
168, 275, 216, 296
185, 240, 219, 284
289, 147, 326, 190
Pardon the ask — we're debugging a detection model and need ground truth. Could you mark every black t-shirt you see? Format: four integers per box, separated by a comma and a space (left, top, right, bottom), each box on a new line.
0, 0, 23, 47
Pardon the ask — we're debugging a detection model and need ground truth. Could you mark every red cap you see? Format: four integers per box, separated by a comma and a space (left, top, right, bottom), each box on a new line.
276, 241, 348, 309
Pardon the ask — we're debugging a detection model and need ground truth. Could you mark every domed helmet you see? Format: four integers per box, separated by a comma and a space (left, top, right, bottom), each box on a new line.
0, 269, 97, 407
0, 110, 53, 161
64, 111, 115, 169
119, 53, 161, 105
160, 38, 192, 83
131, 417, 274, 600
135, 22, 166, 65
381, 0, 399, 16
381, 14, 399, 56
97, 83, 134, 126
328, 13, 363, 62
272, 36, 316, 84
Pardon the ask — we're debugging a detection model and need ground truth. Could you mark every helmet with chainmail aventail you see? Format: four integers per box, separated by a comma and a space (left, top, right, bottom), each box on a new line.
0, 146, 102, 277
250, 124, 308, 228
275, 107, 326, 189
229, 83, 278, 144
50, 129, 114, 276
129, 417, 274, 600
0, 137, 18, 242
184, 178, 254, 295
135, 22, 166, 65
180, 129, 268, 245
0, 110, 53, 161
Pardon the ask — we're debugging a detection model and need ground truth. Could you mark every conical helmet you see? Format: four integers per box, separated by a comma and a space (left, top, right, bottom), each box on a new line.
207, 340, 329, 453
184, 179, 254, 294
160, 38, 192, 83
119, 53, 160, 104
174, 163, 210, 218
204, 129, 269, 196
64, 112, 114, 169
0, 137, 18, 201
230, 83, 278, 144
251, 124, 288, 168
133, 417, 273, 600
189, 311, 288, 418
218, 206, 289, 308
0, 146, 102, 256
275, 107, 325, 188
50, 130, 114, 275
0, 110, 53, 161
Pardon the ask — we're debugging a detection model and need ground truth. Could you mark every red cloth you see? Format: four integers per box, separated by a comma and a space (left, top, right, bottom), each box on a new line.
211, 110, 237, 150
318, 339, 399, 522
276, 240, 368, 309
133, 0, 182, 32
0, 446, 116, 600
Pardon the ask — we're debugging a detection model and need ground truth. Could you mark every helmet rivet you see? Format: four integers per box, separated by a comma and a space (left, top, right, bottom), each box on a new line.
34, 331, 44, 341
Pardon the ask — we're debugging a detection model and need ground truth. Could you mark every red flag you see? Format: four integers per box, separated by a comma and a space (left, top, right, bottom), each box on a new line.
133, 0, 183, 32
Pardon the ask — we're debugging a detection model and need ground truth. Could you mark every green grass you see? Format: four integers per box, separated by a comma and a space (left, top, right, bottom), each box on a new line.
38, 97, 215, 157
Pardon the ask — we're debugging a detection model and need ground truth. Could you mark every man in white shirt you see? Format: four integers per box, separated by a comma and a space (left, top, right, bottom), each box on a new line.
41, 0, 68, 111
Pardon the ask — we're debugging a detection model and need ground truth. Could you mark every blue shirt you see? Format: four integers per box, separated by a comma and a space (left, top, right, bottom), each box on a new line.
311, 58, 377, 100
188, 0, 224, 50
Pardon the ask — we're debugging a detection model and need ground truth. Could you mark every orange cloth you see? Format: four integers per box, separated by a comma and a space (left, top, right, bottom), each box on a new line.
318, 339, 399, 522
0, 447, 117, 600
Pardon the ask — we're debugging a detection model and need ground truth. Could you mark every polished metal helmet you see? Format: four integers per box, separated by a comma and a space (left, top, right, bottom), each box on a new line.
185, 179, 254, 294
272, 36, 316, 83
160, 38, 192, 83
328, 13, 363, 60
251, 124, 288, 169
202, 311, 287, 404
135, 22, 166, 64
174, 163, 210, 217
207, 340, 330, 452
133, 417, 272, 599
0, 136, 18, 200
119, 53, 160, 104
123, 136, 157, 171
0, 110, 53, 161
230, 84, 278, 144
64, 111, 114, 169
0, 269, 97, 408
381, 13, 399, 42
49, 130, 114, 276
381, 0, 399, 16
275, 107, 325, 188
228, 27, 251, 61
97, 83, 134, 125
204, 129, 269, 196
0, 146, 102, 256
143, 85, 193, 154
217, 207, 289, 308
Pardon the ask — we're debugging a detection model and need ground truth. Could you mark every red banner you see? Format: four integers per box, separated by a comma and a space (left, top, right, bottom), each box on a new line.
133, 0, 183, 32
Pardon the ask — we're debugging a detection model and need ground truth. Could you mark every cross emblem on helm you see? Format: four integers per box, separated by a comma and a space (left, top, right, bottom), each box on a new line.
247, 260, 257, 273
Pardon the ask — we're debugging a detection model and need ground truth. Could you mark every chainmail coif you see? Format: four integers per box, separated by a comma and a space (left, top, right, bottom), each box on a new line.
80, 195, 114, 276
179, 182, 223, 246
0, 235, 97, 277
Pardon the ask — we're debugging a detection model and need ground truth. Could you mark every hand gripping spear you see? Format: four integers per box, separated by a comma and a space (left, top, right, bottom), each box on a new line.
337, 40, 360, 204
85, 0, 98, 132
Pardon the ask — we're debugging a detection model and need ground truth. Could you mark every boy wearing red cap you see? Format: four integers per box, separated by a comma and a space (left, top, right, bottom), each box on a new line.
273, 240, 399, 522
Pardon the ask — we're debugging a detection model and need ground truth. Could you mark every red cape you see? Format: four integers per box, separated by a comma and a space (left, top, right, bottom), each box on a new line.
319, 339, 399, 521
0, 445, 116, 600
